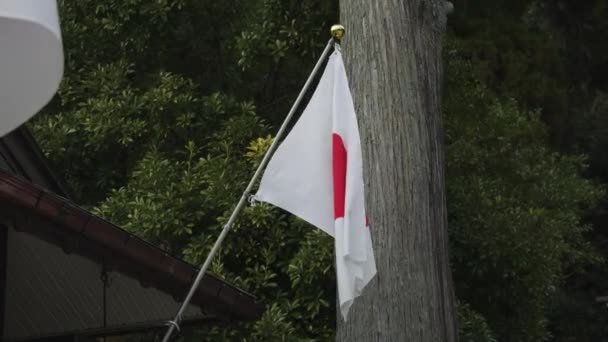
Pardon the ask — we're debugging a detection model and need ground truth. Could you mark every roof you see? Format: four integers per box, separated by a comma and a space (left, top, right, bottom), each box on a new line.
0, 127, 69, 197
0, 127, 263, 325
2, 222, 207, 340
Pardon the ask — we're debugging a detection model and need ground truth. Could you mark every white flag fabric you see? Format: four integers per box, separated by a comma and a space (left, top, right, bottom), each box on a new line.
255, 50, 376, 319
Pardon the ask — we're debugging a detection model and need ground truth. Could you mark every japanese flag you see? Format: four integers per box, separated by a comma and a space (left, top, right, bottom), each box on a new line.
255, 50, 376, 319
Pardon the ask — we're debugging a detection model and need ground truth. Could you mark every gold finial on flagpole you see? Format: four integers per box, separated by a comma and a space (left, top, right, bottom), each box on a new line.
331, 24, 345, 40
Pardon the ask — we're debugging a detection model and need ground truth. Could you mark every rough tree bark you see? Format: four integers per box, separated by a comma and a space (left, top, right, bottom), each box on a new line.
337, 1, 457, 341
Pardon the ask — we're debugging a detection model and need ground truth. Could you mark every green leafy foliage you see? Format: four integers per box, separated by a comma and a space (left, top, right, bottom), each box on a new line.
457, 302, 497, 342
448, 1, 608, 338
445, 50, 604, 341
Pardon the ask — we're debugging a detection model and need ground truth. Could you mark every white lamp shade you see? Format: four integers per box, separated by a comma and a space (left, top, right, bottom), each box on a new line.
0, 0, 63, 137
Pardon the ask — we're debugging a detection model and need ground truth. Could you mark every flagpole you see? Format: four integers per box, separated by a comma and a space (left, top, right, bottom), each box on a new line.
161, 31, 342, 342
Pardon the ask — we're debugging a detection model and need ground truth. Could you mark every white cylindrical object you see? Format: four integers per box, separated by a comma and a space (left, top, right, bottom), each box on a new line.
0, 0, 63, 137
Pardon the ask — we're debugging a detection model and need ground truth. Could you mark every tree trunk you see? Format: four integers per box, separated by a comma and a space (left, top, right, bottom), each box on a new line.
337, 1, 457, 341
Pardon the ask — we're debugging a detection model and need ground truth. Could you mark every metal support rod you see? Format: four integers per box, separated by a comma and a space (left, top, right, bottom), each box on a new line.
161, 37, 336, 342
